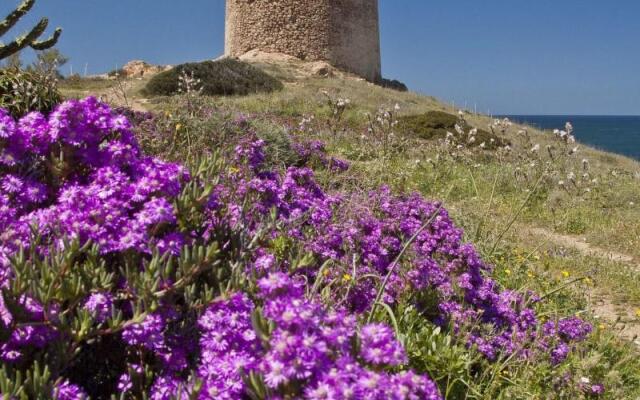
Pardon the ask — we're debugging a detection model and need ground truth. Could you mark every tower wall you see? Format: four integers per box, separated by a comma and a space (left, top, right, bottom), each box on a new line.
225, 0, 381, 82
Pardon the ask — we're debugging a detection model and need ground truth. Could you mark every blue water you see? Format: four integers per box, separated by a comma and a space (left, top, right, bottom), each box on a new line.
502, 115, 640, 160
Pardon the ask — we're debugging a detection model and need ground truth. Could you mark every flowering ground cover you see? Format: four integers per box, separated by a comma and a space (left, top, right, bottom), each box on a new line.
0, 94, 637, 399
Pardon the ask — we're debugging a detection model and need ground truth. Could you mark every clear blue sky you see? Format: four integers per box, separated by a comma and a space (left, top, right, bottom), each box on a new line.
4, 0, 640, 115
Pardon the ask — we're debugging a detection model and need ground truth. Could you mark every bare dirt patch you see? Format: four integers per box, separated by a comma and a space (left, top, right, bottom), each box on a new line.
529, 227, 635, 265
529, 227, 640, 345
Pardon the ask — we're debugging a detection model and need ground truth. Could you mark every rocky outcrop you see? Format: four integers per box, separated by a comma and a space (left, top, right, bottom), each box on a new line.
121, 60, 165, 78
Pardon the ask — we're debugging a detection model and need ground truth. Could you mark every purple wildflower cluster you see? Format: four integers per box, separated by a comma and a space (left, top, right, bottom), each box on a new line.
0, 97, 188, 276
153, 274, 440, 399
541, 317, 593, 364
217, 141, 589, 363
293, 139, 350, 172
0, 98, 599, 397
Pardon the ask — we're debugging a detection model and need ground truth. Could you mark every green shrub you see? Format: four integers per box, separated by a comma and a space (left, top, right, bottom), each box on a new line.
0, 67, 62, 118
377, 77, 408, 92
398, 110, 509, 149
399, 111, 458, 140
142, 59, 283, 97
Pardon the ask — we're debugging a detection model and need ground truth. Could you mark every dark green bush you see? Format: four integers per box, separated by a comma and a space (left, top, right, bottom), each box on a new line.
142, 59, 283, 97
377, 77, 408, 92
398, 111, 509, 149
399, 111, 458, 140
0, 67, 62, 118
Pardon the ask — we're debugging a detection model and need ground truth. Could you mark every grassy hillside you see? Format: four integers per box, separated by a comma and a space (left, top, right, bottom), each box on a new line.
57, 61, 640, 398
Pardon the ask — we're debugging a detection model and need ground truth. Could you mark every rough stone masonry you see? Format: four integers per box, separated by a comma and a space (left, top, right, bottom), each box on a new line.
224, 0, 381, 82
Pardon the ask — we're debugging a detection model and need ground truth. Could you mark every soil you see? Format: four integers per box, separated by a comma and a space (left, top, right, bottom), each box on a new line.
529, 227, 640, 345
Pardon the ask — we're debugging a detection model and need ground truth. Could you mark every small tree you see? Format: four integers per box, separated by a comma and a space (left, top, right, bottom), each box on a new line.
32, 48, 68, 77
0, 0, 62, 60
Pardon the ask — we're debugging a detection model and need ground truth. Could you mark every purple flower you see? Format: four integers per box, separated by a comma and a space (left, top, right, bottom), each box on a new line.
1, 174, 22, 193
550, 342, 570, 365
122, 312, 167, 350
198, 293, 260, 399
53, 380, 87, 400
253, 252, 276, 272
359, 323, 407, 366
149, 375, 191, 400
590, 383, 605, 395
155, 232, 185, 256
0, 109, 16, 139
83, 292, 114, 323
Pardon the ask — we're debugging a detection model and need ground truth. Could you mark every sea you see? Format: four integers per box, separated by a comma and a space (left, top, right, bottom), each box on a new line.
501, 115, 640, 161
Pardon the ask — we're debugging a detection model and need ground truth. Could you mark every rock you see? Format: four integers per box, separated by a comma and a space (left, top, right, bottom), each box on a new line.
237, 49, 300, 64
307, 61, 334, 78
121, 60, 164, 78
233, 50, 349, 80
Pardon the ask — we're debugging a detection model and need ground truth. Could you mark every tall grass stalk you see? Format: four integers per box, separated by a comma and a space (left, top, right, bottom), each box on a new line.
474, 170, 499, 241
489, 171, 547, 256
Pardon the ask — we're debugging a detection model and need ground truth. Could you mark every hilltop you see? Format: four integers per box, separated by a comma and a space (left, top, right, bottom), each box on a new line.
50, 55, 640, 398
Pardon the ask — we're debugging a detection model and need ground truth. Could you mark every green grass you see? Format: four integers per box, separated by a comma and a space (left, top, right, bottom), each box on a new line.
61, 60, 640, 398
59, 75, 117, 91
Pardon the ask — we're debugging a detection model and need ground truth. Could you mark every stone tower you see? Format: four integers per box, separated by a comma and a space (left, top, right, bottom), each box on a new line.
224, 0, 382, 82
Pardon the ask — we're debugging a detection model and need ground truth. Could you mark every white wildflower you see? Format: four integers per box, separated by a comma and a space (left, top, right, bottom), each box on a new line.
565, 122, 573, 135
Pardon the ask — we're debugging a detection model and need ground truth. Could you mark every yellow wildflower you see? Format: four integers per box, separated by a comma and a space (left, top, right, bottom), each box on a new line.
561, 271, 570, 278
176, 123, 182, 131
635, 309, 640, 318
342, 273, 352, 283
504, 269, 512, 276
